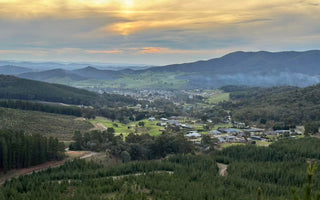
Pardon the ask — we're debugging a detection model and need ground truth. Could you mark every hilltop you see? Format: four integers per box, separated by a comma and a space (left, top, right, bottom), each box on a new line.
0, 65, 32, 75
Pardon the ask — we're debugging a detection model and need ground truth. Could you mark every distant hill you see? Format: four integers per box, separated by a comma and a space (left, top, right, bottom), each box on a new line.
19, 68, 87, 81
0, 60, 151, 71
0, 75, 137, 107
144, 50, 320, 88
13, 50, 320, 89
0, 65, 32, 75
18, 66, 122, 81
146, 50, 320, 74
72, 66, 120, 80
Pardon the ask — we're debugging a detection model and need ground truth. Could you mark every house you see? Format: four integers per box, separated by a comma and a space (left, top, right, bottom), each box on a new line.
167, 120, 180, 126
185, 132, 201, 138
218, 137, 226, 143
180, 124, 194, 129
275, 130, 290, 135
233, 122, 246, 129
218, 128, 242, 134
244, 128, 264, 135
251, 136, 262, 140
210, 130, 222, 134
226, 136, 237, 142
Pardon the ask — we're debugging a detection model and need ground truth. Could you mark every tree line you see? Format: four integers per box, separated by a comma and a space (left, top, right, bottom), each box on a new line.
0, 100, 82, 117
0, 130, 65, 172
69, 130, 194, 162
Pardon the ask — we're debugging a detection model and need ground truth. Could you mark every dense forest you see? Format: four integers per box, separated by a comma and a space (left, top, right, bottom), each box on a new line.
1, 137, 320, 200
0, 75, 138, 107
221, 84, 320, 129
70, 130, 194, 162
0, 100, 82, 117
0, 130, 65, 172
0, 99, 153, 122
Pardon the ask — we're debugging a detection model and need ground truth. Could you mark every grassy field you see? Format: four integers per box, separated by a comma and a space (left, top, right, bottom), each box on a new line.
206, 92, 230, 104
213, 123, 233, 130
0, 107, 93, 140
256, 140, 272, 147
90, 117, 162, 137
220, 143, 245, 148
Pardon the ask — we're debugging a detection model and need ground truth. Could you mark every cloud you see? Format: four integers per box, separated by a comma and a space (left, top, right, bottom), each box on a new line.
0, 0, 319, 64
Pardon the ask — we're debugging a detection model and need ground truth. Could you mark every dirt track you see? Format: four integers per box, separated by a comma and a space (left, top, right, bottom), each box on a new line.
0, 151, 95, 186
217, 163, 228, 177
92, 123, 108, 131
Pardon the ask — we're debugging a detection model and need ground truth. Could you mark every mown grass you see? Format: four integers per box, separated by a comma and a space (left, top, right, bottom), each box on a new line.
0, 107, 93, 140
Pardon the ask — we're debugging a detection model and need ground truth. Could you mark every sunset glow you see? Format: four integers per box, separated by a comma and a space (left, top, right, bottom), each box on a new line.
0, 0, 319, 64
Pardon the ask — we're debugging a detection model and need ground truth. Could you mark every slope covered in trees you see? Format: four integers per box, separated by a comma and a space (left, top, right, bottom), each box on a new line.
0, 100, 82, 117
69, 130, 194, 161
0, 130, 65, 172
222, 84, 320, 128
1, 137, 320, 200
0, 75, 138, 107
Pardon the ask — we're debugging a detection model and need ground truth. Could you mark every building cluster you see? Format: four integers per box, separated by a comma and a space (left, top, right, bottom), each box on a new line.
151, 116, 304, 145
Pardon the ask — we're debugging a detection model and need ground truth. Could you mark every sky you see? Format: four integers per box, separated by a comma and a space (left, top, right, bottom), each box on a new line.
0, 0, 320, 65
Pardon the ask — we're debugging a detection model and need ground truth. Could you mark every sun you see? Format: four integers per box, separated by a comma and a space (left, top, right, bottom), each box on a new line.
122, 0, 134, 7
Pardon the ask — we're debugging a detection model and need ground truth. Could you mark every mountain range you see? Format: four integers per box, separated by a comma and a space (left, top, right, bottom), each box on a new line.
1, 50, 320, 89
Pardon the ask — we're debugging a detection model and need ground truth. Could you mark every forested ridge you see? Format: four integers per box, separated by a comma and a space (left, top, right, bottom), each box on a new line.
221, 84, 320, 127
1, 137, 320, 199
0, 130, 65, 172
0, 100, 82, 117
0, 75, 138, 107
